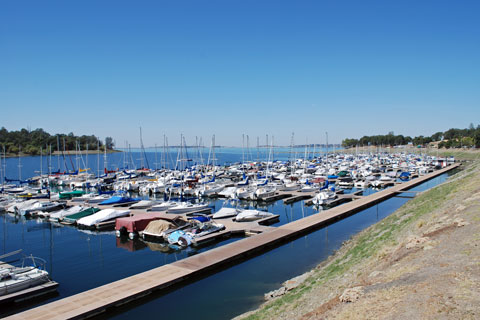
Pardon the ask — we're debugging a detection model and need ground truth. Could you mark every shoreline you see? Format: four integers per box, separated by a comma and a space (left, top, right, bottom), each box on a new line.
2, 149, 122, 158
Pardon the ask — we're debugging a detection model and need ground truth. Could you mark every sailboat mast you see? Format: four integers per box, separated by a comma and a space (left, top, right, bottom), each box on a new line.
40, 146, 43, 177
56, 135, 61, 172
49, 144, 52, 177
97, 139, 100, 177
162, 134, 166, 169
265, 134, 269, 162
154, 143, 158, 171
139, 127, 144, 169
75, 141, 80, 172
256, 136, 260, 163
104, 138, 108, 174
242, 134, 245, 166
272, 135, 275, 162
212, 134, 216, 167
18, 145, 22, 182
325, 131, 329, 167
0, 145, 4, 186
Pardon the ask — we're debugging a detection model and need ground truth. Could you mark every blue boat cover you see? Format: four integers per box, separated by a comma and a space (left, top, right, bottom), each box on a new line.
189, 216, 210, 223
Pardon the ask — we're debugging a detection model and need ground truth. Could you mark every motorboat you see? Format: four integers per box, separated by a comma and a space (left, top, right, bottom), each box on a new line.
149, 201, 178, 212
19, 201, 64, 217
235, 209, 274, 222
166, 202, 209, 214
0, 254, 51, 296
60, 207, 101, 225
46, 205, 85, 221
212, 207, 240, 219
129, 200, 157, 210
141, 216, 190, 241
253, 185, 276, 200
115, 212, 178, 239
312, 190, 337, 206
99, 195, 141, 206
77, 208, 130, 228
168, 218, 225, 247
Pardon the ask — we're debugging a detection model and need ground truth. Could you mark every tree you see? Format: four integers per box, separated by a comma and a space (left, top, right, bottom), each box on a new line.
105, 137, 114, 150
461, 137, 474, 148
475, 128, 480, 148
0, 128, 106, 155
431, 132, 443, 141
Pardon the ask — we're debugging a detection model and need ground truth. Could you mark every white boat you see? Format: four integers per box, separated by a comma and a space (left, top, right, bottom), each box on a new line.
354, 180, 369, 188
77, 208, 130, 227
217, 186, 237, 198
129, 200, 156, 210
197, 184, 225, 197
253, 185, 277, 200
81, 194, 111, 204
0, 267, 49, 296
312, 190, 336, 205
6, 199, 38, 213
235, 209, 274, 222
149, 201, 178, 212
167, 203, 209, 214
46, 205, 85, 221
278, 182, 300, 192
337, 180, 354, 188
212, 207, 239, 219
20, 201, 63, 216
0, 255, 50, 296
235, 187, 255, 200
176, 221, 225, 247
300, 185, 317, 193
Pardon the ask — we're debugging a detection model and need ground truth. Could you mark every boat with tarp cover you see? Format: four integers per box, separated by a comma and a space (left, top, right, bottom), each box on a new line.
60, 207, 100, 225
115, 212, 181, 239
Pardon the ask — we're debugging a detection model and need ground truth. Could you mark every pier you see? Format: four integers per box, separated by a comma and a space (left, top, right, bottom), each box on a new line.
4, 163, 460, 320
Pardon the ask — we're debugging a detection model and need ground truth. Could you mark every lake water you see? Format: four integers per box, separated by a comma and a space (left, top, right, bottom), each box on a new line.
0, 150, 452, 318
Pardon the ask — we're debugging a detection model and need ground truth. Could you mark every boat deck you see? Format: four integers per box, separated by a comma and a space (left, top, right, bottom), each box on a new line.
4, 163, 460, 320
0, 261, 59, 306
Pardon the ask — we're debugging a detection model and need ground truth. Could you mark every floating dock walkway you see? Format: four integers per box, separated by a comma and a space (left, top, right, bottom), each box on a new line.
5, 163, 460, 320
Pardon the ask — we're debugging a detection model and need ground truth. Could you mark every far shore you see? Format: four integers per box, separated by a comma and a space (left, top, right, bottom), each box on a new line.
3, 149, 122, 158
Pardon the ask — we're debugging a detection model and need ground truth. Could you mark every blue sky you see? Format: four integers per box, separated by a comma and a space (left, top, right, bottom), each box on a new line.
1, 0, 479, 147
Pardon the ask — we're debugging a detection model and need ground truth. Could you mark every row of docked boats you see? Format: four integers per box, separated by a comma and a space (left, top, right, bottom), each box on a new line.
1, 189, 276, 250
4, 152, 451, 205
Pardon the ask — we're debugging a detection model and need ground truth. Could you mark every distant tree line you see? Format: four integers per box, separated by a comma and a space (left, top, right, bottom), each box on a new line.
342, 124, 480, 149
0, 127, 115, 155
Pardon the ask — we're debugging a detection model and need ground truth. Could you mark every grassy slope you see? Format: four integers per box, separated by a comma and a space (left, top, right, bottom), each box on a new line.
239, 151, 480, 320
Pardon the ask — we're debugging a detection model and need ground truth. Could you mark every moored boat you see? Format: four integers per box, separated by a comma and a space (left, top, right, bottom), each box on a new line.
60, 207, 101, 225
77, 208, 130, 229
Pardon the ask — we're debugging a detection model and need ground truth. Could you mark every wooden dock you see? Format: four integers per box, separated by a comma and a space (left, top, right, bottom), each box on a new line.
5, 163, 460, 320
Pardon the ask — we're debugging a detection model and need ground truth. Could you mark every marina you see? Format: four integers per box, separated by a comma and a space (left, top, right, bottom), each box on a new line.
0, 148, 459, 319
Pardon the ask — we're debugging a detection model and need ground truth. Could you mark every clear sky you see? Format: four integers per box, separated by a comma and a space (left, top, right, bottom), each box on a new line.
1, 0, 479, 147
